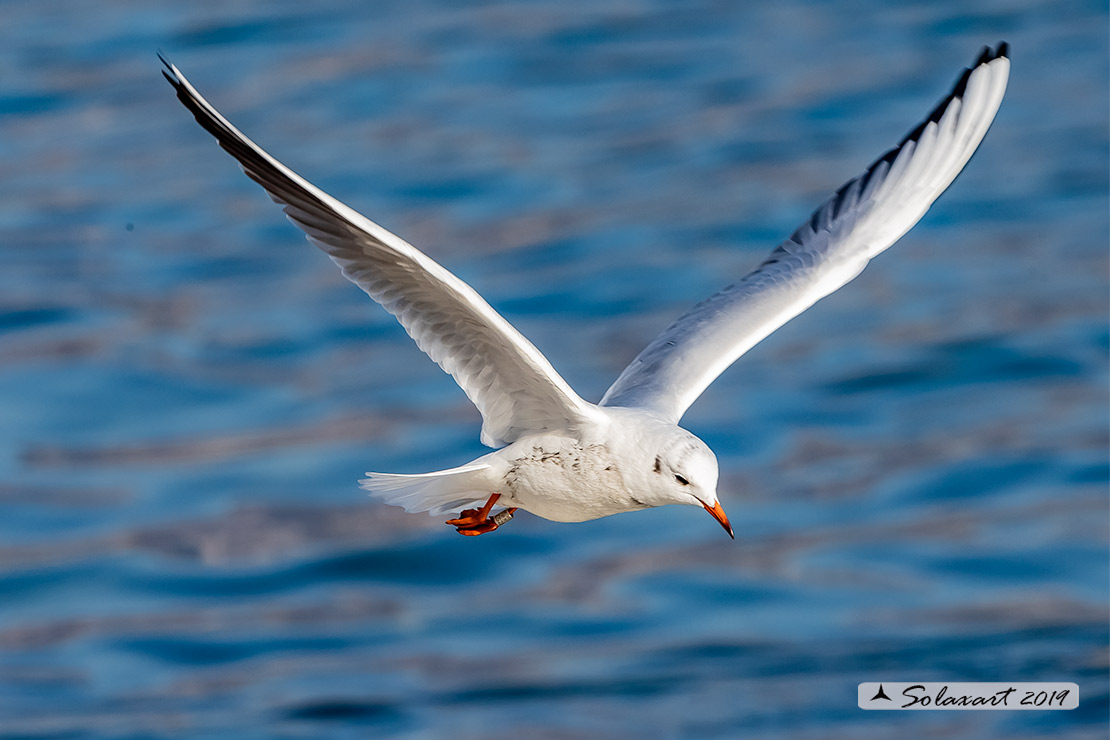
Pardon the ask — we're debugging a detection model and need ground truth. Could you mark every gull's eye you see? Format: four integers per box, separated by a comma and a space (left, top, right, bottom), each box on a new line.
674, 474, 690, 486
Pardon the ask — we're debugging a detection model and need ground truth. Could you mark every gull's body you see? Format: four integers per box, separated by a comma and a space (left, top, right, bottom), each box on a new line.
377, 407, 719, 524
162, 44, 1009, 537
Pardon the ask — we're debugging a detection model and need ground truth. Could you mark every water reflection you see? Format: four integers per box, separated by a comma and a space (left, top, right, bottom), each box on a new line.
0, 1, 1106, 738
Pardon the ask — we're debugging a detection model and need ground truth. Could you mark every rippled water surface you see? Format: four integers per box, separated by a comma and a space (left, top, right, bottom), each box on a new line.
2, 1, 1107, 738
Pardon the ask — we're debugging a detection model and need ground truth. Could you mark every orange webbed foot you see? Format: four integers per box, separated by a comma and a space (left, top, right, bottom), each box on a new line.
445, 493, 517, 535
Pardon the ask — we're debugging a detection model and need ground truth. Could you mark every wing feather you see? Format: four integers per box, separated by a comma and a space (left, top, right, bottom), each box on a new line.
162, 57, 601, 447
601, 44, 1010, 420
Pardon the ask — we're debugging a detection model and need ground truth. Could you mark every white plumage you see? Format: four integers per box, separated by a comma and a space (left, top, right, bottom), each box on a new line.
163, 44, 1009, 537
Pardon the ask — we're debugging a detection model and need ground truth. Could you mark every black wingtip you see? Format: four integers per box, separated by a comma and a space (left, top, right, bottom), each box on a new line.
952, 41, 1009, 103
157, 51, 180, 88
950, 64, 973, 100
874, 41, 1010, 178
975, 42, 1010, 68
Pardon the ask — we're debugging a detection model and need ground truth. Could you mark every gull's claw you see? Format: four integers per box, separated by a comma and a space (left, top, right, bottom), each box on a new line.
446, 493, 516, 535
445, 507, 483, 526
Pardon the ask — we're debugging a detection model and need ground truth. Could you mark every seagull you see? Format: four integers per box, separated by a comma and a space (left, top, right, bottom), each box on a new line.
162, 43, 1009, 537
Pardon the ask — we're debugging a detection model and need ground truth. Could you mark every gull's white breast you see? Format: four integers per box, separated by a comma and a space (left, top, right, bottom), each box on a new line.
494, 434, 645, 522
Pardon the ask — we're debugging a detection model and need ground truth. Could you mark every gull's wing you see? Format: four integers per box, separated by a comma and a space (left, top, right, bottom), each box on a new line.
162, 57, 602, 448
601, 44, 1010, 421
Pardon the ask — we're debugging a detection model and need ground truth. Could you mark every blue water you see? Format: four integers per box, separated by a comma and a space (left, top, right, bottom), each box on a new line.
1, 1, 1107, 738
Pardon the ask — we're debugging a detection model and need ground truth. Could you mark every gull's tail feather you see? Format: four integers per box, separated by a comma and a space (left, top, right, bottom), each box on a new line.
360, 463, 493, 517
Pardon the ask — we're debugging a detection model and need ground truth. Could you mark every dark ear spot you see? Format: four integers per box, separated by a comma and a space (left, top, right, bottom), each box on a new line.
653, 456, 662, 474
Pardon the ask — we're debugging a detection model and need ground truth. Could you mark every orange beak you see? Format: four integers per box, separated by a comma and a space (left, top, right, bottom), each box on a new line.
702, 500, 734, 539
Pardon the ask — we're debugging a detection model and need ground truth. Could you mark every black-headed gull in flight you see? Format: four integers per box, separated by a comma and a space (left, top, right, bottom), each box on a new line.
162, 43, 1009, 537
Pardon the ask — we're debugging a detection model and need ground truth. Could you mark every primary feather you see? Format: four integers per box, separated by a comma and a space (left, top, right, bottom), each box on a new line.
601, 44, 1010, 421
161, 56, 602, 448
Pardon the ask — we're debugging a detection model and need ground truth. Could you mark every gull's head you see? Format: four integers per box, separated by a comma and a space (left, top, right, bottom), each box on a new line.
649, 430, 732, 538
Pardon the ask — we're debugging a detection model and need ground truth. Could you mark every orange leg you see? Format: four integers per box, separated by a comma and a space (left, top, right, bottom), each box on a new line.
445, 493, 517, 536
